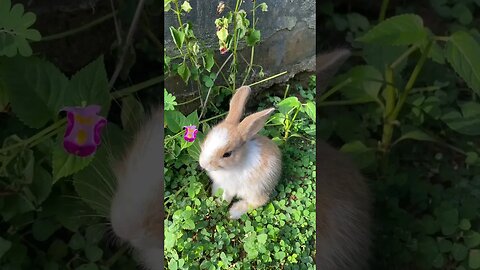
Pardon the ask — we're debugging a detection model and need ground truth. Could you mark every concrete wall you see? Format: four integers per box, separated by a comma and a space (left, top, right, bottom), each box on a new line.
164, 0, 316, 98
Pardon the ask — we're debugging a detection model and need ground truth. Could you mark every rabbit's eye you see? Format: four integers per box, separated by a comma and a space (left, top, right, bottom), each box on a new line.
222, 151, 232, 158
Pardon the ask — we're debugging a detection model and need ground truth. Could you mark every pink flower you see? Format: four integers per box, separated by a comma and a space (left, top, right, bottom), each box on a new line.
62, 105, 107, 157
183, 125, 198, 142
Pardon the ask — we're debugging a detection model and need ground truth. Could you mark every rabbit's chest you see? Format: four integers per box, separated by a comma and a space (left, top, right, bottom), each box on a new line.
209, 168, 255, 193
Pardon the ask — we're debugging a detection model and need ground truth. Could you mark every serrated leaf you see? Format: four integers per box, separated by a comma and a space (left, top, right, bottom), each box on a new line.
52, 135, 94, 182
73, 124, 126, 216
446, 31, 480, 96
0, 56, 68, 128
0, 0, 41, 57
164, 110, 187, 133
68, 55, 110, 116
442, 102, 480, 135
357, 14, 427, 46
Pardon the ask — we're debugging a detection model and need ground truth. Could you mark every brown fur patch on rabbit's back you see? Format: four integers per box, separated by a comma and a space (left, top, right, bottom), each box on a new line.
317, 140, 371, 270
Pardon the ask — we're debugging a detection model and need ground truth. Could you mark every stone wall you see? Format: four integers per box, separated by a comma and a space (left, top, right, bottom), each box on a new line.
164, 0, 316, 98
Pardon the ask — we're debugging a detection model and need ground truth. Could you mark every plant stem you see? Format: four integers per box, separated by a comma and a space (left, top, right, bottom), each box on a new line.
40, 12, 117, 41
176, 96, 201, 106
111, 75, 164, 99
283, 84, 290, 100
378, 0, 390, 22
231, 0, 243, 90
318, 78, 352, 103
390, 44, 419, 70
242, 0, 257, 86
318, 98, 375, 107
199, 53, 234, 120
380, 39, 433, 156
0, 119, 66, 154
247, 71, 288, 88
380, 67, 396, 154
391, 40, 433, 120
108, 0, 147, 89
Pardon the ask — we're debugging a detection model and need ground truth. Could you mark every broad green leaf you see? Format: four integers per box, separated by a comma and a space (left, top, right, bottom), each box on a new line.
446, 31, 480, 96
257, 233, 268, 244
0, 56, 68, 128
335, 65, 382, 101
170, 26, 185, 48
442, 102, 480, 135
340, 141, 375, 169
452, 243, 468, 261
0, 0, 41, 57
465, 231, 480, 248
84, 245, 103, 262
32, 219, 60, 241
470, 249, 480, 269
68, 233, 86, 250
302, 102, 316, 123
68, 55, 110, 116
278, 97, 301, 115
30, 164, 52, 205
73, 124, 126, 216
393, 129, 437, 145
180, 1, 192, 12
452, 3, 472, 25
204, 51, 215, 72
52, 135, 94, 182
216, 28, 228, 42
164, 110, 186, 133
246, 29, 261, 46
186, 110, 199, 127
177, 62, 191, 83
357, 14, 427, 46
363, 43, 408, 73
164, 0, 172, 11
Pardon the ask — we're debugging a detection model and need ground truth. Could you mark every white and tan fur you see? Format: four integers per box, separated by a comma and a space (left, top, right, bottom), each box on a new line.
110, 109, 163, 270
199, 86, 282, 219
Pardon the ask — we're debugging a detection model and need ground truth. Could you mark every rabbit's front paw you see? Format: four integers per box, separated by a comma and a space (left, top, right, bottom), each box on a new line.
229, 201, 249, 219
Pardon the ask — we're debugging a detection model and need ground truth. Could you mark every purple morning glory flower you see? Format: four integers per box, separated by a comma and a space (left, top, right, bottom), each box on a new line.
183, 125, 198, 142
62, 105, 107, 157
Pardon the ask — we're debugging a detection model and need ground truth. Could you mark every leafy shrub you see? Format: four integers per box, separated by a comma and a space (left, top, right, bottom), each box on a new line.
320, 1, 480, 269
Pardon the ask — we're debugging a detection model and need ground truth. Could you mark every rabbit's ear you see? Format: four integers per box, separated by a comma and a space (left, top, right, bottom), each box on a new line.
238, 108, 275, 140
225, 86, 251, 123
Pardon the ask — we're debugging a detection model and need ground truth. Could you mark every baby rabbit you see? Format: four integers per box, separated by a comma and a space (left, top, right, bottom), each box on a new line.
316, 48, 372, 269
199, 86, 282, 219
110, 109, 163, 270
